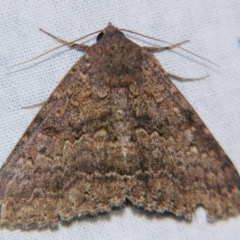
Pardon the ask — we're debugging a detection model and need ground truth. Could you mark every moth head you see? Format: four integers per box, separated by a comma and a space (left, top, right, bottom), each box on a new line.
96, 22, 124, 41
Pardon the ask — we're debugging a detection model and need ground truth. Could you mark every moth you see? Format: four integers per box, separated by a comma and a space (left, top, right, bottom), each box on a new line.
1, 23, 239, 229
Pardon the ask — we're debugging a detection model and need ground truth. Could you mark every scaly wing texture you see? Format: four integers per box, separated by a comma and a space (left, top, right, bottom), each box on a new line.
0, 26, 239, 229
127, 51, 240, 219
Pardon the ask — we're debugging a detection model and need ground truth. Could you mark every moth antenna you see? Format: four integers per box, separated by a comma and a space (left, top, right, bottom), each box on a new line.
7, 29, 102, 70
121, 28, 220, 68
7, 45, 64, 69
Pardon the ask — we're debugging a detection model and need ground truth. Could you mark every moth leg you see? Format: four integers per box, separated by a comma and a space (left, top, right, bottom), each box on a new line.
143, 40, 189, 52
39, 28, 89, 51
166, 72, 209, 81
21, 100, 47, 109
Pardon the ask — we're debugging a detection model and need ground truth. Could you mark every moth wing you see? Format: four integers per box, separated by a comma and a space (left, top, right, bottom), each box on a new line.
127, 50, 240, 220
0, 55, 129, 229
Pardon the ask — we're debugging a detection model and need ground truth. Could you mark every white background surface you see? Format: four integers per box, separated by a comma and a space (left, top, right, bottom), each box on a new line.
0, 1, 240, 239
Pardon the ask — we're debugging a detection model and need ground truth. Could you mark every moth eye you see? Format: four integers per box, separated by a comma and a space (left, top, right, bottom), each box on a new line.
97, 32, 104, 41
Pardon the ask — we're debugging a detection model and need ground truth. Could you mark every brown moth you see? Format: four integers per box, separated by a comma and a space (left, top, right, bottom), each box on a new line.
1, 23, 240, 229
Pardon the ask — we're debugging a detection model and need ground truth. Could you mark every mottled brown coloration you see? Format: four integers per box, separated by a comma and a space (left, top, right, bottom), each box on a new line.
1, 23, 240, 229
